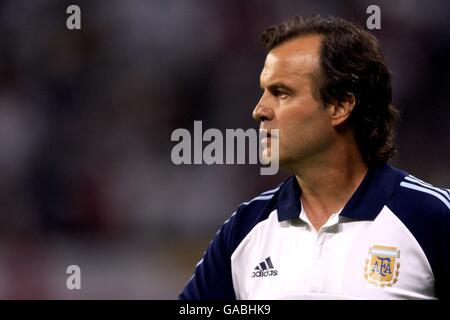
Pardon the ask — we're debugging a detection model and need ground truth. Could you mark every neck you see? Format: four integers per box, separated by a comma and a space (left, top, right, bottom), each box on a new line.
291, 141, 368, 231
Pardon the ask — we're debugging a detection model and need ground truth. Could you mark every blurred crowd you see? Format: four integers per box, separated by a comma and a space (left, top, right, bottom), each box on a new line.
0, 0, 448, 298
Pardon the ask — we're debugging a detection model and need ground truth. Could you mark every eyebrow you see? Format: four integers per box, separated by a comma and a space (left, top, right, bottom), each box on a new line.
260, 82, 294, 93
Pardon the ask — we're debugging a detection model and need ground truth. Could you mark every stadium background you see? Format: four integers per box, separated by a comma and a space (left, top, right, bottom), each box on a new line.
0, 0, 448, 298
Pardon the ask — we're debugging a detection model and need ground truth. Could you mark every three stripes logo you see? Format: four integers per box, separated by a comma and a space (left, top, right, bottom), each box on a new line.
251, 257, 278, 278
400, 175, 450, 210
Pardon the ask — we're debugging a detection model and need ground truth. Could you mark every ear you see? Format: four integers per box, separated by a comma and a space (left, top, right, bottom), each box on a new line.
327, 93, 356, 127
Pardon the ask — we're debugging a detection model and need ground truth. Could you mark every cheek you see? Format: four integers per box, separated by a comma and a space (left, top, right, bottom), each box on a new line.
278, 107, 330, 148
279, 108, 314, 135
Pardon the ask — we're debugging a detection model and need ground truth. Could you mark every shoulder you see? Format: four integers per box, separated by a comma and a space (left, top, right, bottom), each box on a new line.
219, 183, 283, 254
388, 171, 450, 222
386, 170, 450, 248
386, 167, 450, 236
386, 168, 450, 297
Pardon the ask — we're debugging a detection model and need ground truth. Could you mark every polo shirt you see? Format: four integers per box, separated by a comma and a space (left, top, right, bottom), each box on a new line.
179, 163, 450, 299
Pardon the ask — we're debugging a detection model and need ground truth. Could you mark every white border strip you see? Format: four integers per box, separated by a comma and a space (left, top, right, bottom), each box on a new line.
405, 176, 450, 201
400, 182, 450, 210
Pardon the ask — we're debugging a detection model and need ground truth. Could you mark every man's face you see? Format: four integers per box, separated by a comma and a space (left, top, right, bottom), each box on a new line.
253, 35, 336, 170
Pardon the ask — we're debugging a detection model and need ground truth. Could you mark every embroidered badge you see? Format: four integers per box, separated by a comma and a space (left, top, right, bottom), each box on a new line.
364, 245, 400, 288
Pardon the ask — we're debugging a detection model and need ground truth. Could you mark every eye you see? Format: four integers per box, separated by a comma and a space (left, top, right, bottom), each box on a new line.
274, 89, 289, 99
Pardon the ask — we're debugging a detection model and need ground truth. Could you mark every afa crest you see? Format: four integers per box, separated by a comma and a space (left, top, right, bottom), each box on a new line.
364, 245, 400, 287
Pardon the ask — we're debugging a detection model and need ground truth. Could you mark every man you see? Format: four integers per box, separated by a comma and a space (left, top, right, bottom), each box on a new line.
179, 16, 450, 299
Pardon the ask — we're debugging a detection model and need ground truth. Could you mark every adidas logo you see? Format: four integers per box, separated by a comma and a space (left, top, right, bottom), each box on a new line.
251, 257, 278, 278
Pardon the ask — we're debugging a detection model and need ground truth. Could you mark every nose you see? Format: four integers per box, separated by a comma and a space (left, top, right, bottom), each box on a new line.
252, 93, 274, 123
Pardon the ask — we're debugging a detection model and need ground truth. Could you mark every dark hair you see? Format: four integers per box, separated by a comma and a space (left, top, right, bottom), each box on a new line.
261, 15, 399, 165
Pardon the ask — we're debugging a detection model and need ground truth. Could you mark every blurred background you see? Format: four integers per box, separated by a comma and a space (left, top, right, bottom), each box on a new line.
0, 0, 448, 299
